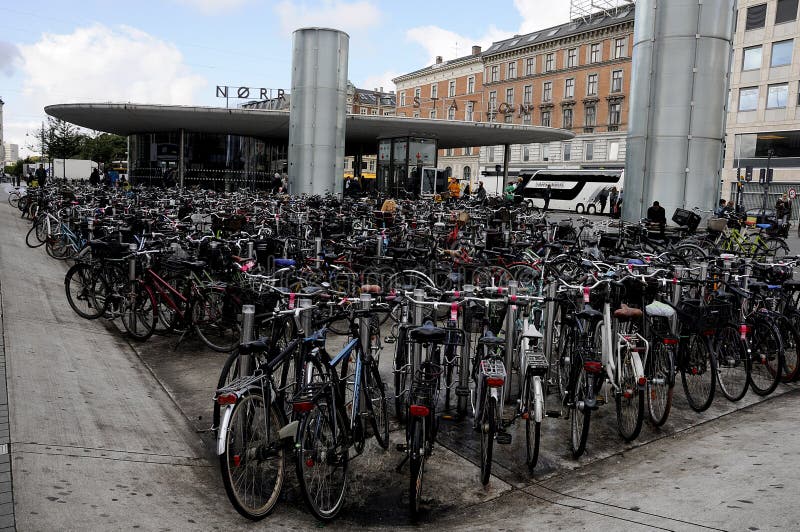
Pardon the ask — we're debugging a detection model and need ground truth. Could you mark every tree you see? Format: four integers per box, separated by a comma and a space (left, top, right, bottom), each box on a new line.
27, 117, 85, 160
80, 133, 127, 164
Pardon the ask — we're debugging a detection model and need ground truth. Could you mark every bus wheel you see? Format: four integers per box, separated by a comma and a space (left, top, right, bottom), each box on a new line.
576, 204, 585, 214
587, 204, 596, 215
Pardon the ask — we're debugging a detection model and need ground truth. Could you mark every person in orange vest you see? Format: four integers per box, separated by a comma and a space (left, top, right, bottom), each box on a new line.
448, 177, 461, 202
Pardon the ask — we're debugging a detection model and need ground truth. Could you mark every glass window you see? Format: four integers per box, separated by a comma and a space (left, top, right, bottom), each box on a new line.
771, 40, 793, 67
523, 113, 532, 125
431, 83, 438, 98
585, 141, 594, 161
489, 146, 495, 162
743, 46, 763, 70
587, 73, 598, 95
542, 144, 550, 161
489, 91, 497, 110
506, 87, 514, 103
565, 78, 575, 99
523, 85, 532, 104
739, 87, 759, 111
523, 146, 530, 161
611, 70, 623, 92
590, 43, 600, 63
614, 38, 626, 59
371, 109, 377, 115
585, 105, 596, 127
467, 76, 475, 94
545, 53, 554, 71
413, 111, 420, 118
430, 110, 436, 119
541, 110, 551, 127
609, 141, 620, 161
563, 108, 573, 128
567, 48, 577, 68
609, 103, 621, 125
508, 61, 517, 79
746, 4, 767, 30
448, 106, 456, 120
767, 84, 788, 108
360, 108, 367, 115
490, 65, 499, 82
543, 81, 552, 102
414, 87, 421, 99
400, 92, 406, 106
448, 80, 456, 97
776, 0, 798, 24
466, 101, 474, 121
525, 57, 535, 75
563, 142, 572, 161
464, 166, 471, 180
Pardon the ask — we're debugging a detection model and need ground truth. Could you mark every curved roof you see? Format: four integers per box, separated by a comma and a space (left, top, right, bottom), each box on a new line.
45, 103, 574, 155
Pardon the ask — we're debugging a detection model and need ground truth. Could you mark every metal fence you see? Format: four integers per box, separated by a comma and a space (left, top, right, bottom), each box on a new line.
728, 181, 800, 219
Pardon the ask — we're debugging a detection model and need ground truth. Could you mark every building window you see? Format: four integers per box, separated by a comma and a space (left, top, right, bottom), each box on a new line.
565, 78, 575, 99
384, 110, 393, 116
464, 166, 471, 180
590, 43, 600, 63
771, 40, 793, 67
489, 91, 497, 111
448, 106, 456, 120
360, 108, 367, 115
587, 73, 598, 95
430, 110, 437, 119
371, 109, 378, 115
746, 3, 767, 30
585, 141, 594, 161
466, 101, 474, 121
508, 61, 517, 79
543, 81, 552, 102
523, 113, 532, 125
776, 0, 798, 24
431, 83, 438, 99
523, 146, 530, 161
563, 142, 571, 161
523, 85, 532, 104
614, 37, 626, 59
448, 80, 456, 97
609, 141, 620, 161
400, 92, 406, 106
541, 110, 551, 127
767, 83, 789, 108
467, 76, 475, 94
504, 113, 513, 123
611, 70, 623, 93
545, 53, 554, 72
525, 57, 535, 75
742, 45, 762, 70
738, 87, 759, 111
585, 105, 596, 127
609, 102, 621, 127
542, 144, 550, 161
465, 146, 473, 155
506, 87, 514, 104
490, 65, 499, 82
489, 146, 495, 162
414, 87, 421, 99
563, 108, 573, 128
567, 48, 577, 68
413, 111, 420, 118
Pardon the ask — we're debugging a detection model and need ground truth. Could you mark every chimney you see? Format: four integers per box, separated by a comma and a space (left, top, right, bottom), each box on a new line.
379, 86, 383, 93
435, 56, 443, 64
374, 87, 378, 92
472, 45, 482, 55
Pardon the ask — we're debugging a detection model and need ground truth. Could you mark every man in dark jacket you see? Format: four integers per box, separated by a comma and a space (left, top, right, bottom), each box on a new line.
646, 201, 667, 237
35, 164, 47, 187
89, 167, 100, 186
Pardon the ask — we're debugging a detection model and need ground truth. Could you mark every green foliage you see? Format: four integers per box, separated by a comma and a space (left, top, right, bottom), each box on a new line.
27, 118, 127, 165
80, 133, 127, 163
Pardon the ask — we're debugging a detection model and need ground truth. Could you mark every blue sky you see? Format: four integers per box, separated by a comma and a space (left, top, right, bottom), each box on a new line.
0, 0, 572, 154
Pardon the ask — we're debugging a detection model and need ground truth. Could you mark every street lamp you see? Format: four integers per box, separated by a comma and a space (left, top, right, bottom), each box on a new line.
761, 147, 775, 213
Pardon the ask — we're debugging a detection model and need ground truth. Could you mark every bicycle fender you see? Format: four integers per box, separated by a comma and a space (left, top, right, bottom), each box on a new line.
278, 420, 299, 442
216, 405, 234, 456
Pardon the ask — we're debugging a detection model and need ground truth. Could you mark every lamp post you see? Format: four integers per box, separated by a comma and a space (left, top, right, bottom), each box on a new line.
761, 148, 774, 213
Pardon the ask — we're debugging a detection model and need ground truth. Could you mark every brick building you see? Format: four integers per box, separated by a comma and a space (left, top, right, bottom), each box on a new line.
345, 83, 396, 179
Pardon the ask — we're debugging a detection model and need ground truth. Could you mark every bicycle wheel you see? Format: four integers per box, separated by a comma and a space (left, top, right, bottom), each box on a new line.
788, 311, 800, 382
472, 265, 513, 289
8, 193, 19, 209
365, 360, 389, 449
616, 351, 644, 442
570, 366, 591, 458
121, 282, 157, 341
680, 334, 716, 412
479, 395, 496, 485
714, 325, 750, 402
64, 263, 108, 320
45, 234, 70, 260
193, 287, 242, 352
524, 370, 542, 473
296, 400, 349, 522
748, 319, 783, 396
393, 331, 409, 422
762, 237, 790, 261
776, 315, 800, 382
671, 243, 708, 263
556, 322, 575, 403
219, 390, 285, 520
25, 223, 45, 248
408, 415, 426, 520
645, 340, 674, 427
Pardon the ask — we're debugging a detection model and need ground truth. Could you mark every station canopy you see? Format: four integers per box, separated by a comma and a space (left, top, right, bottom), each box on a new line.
45, 103, 574, 156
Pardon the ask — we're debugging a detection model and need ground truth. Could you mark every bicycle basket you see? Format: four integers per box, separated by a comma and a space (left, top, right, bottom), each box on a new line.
409, 363, 442, 408
707, 217, 728, 233
677, 299, 732, 332
672, 208, 701, 231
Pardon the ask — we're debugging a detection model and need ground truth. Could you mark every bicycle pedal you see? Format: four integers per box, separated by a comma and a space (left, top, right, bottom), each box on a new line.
495, 432, 512, 445
545, 410, 561, 418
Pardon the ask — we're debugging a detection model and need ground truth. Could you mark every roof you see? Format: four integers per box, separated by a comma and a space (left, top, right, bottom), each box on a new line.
483, 6, 635, 58
44, 103, 574, 155
392, 52, 482, 83
353, 88, 396, 107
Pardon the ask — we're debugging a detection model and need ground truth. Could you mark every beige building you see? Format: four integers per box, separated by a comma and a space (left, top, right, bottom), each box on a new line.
725, 0, 800, 193
344, 83, 396, 180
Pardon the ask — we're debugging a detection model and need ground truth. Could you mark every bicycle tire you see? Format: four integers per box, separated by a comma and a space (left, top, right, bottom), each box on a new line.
45, 234, 70, 260
365, 360, 389, 449
64, 262, 108, 320
616, 351, 644, 442
524, 370, 542, 473
570, 367, 591, 458
680, 334, 716, 412
296, 400, 349, 522
776, 315, 800, 383
479, 395, 496, 485
219, 390, 285, 520
393, 331, 409, 423
646, 340, 674, 426
8, 193, 19, 209
193, 287, 241, 352
714, 324, 750, 402
25, 223, 45, 248
748, 318, 783, 396
121, 282, 157, 341
408, 415, 425, 520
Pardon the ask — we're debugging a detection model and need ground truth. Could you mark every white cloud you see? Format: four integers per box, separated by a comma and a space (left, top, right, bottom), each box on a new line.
360, 70, 400, 93
274, 0, 381, 35
6, 24, 206, 155
0, 41, 20, 77
175, 0, 250, 15
514, 0, 572, 34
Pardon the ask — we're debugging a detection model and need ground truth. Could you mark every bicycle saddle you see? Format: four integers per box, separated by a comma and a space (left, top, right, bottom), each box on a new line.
238, 337, 270, 354
410, 321, 447, 343
756, 223, 771, 230
360, 284, 382, 294
613, 303, 643, 321
478, 331, 506, 346
576, 307, 603, 321
645, 300, 675, 318
274, 258, 296, 268
180, 260, 207, 271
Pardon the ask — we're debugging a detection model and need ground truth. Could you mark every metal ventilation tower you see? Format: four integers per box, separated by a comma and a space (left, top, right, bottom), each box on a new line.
570, 0, 635, 22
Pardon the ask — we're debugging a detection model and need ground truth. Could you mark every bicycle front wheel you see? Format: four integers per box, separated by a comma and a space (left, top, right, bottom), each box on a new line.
296, 401, 349, 521
714, 325, 750, 402
193, 288, 241, 352
479, 395, 496, 485
748, 319, 783, 396
524, 371, 542, 472
219, 391, 285, 520
365, 360, 389, 449
616, 352, 644, 442
64, 263, 107, 320
122, 283, 157, 341
680, 334, 716, 412
408, 415, 426, 520
570, 367, 591, 458
646, 340, 674, 426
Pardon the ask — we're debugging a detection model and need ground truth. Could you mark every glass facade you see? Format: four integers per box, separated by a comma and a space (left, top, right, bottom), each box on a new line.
129, 131, 287, 190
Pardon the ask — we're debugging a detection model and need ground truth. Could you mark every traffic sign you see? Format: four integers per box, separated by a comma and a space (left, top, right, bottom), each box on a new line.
789, 188, 797, 200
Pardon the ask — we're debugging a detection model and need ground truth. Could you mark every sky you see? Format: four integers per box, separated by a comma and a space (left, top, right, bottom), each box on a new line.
0, 0, 572, 156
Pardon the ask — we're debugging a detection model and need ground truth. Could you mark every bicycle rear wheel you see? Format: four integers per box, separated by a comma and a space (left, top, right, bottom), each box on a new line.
408, 415, 426, 520
220, 390, 285, 520
524, 370, 542, 472
646, 340, 674, 426
25, 223, 45, 248
122, 283, 157, 341
748, 319, 783, 396
616, 351, 644, 442
365, 360, 389, 449
570, 367, 591, 458
193, 287, 241, 352
64, 263, 107, 320
714, 325, 750, 402
296, 401, 349, 521
479, 395, 496, 485
776, 315, 800, 382
680, 334, 716, 412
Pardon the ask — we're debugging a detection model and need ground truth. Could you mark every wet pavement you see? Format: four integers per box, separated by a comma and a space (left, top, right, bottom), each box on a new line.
2, 194, 800, 530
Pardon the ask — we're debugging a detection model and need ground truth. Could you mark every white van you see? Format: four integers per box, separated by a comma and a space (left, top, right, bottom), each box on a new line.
514, 169, 625, 213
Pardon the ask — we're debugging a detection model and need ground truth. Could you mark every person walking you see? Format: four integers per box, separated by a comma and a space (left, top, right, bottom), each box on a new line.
597, 187, 609, 215
609, 186, 619, 217
503, 180, 516, 202
543, 184, 552, 212
34, 164, 47, 187
89, 167, 100, 187
448, 177, 461, 202
476, 181, 487, 204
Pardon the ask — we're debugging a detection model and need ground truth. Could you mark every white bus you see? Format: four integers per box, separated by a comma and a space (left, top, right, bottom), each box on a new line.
514, 169, 624, 213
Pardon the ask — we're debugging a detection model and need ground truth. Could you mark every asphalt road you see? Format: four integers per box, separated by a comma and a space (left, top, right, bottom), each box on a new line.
1, 195, 799, 530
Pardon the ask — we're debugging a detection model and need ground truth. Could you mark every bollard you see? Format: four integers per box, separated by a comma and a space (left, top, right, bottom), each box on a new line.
298, 298, 313, 334
504, 281, 517, 400
671, 266, 684, 333
239, 305, 256, 376
315, 237, 322, 260
360, 294, 372, 358
128, 243, 138, 282
699, 262, 708, 299
247, 241, 254, 260
376, 234, 384, 257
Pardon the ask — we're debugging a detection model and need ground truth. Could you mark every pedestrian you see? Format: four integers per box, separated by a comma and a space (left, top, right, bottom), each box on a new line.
543, 184, 552, 212
597, 187, 609, 215
776, 193, 791, 226
714, 198, 729, 217
503, 180, 516, 202
448, 177, 461, 202
463, 181, 471, 198
280, 174, 288, 193
476, 181, 487, 204
615, 189, 624, 218
647, 200, 667, 237
89, 167, 100, 187
34, 163, 47, 187
270, 173, 281, 194
609, 187, 619, 217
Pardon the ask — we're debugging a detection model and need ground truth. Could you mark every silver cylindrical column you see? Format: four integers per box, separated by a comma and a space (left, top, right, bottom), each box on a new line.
624, 0, 736, 221
288, 28, 349, 196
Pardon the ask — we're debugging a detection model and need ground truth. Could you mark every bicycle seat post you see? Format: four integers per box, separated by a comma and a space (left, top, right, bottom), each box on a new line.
240, 305, 256, 376
127, 243, 138, 283
360, 293, 372, 358
299, 298, 313, 335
